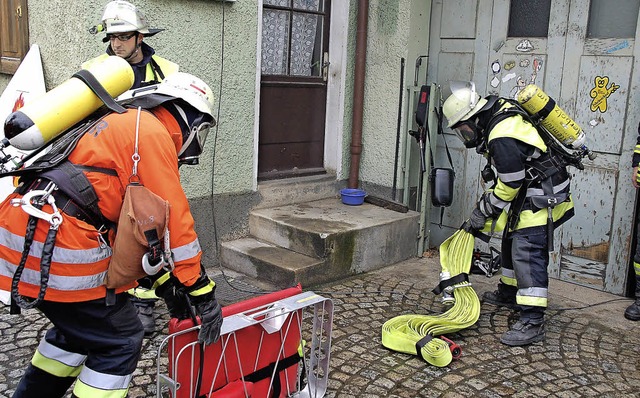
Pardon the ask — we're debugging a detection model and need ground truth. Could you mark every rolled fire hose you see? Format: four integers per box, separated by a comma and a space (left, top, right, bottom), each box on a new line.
381, 228, 480, 367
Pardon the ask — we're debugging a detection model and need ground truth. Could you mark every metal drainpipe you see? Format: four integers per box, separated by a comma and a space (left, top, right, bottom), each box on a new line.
347, 0, 369, 189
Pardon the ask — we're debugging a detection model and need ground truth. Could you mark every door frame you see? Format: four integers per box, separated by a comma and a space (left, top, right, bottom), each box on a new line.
253, 0, 350, 190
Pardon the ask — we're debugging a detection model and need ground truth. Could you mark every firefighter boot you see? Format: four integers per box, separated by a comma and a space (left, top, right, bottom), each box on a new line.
500, 308, 545, 346
131, 297, 156, 335
624, 276, 640, 321
500, 319, 545, 346
482, 282, 519, 309
13, 363, 75, 398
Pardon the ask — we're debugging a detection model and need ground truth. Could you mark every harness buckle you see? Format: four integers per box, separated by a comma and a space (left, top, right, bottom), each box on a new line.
525, 168, 540, 182
11, 189, 64, 230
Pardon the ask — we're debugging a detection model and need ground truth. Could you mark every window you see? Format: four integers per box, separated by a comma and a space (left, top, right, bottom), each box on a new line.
507, 0, 552, 38
261, 0, 326, 77
1, 0, 29, 75
587, 0, 640, 38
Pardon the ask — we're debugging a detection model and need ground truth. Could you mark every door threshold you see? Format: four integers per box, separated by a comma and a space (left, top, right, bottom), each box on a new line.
258, 167, 326, 182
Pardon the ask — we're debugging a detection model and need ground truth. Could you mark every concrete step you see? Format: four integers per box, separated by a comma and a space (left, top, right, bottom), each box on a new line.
255, 174, 340, 209
247, 198, 420, 281
220, 237, 325, 288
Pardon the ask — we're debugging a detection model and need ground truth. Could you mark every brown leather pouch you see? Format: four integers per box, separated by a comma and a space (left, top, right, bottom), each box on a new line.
104, 183, 170, 289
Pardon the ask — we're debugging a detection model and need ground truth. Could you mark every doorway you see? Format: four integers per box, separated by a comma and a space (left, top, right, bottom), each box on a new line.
258, 0, 331, 180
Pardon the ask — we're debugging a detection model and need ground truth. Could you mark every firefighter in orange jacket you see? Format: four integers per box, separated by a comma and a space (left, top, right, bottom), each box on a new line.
83, 0, 182, 336
1, 72, 222, 398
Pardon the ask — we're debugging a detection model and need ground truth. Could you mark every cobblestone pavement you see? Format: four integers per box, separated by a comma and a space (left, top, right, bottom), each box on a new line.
1, 255, 639, 397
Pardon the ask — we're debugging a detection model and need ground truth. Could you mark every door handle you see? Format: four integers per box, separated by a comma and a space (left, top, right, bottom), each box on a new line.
322, 52, 330, 81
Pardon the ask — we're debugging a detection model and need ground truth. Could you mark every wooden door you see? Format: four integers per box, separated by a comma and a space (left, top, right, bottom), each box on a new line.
0, 0, 29, 74
487, 0, 640, 294
259, 0, 331, 180
557, 0, 640, 294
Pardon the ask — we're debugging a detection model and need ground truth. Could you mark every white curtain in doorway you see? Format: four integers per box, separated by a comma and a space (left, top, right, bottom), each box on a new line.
262, 0, 323, 76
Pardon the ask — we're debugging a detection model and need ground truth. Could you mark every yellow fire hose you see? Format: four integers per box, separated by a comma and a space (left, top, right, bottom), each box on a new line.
381, 228, 480, 367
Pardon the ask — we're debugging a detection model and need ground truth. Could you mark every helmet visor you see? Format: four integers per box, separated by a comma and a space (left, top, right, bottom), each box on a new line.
452, 120, 481, 148
449, 81, 478, 108
178, 120, 212, 165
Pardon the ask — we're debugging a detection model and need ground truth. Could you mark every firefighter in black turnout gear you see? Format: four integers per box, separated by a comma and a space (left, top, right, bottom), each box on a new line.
626, 121, 640, 321
442, 82, 575, 346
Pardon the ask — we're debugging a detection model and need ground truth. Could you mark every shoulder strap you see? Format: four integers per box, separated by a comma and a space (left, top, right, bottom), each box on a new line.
485, 100, 529, 133
149, 57, 166, 82
434, 106, 455, 170
72, 69, 127, 114
486, 100, 584, 170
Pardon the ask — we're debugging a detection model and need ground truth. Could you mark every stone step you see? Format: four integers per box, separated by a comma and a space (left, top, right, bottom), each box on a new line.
248, 197, 420, 276
255, 174, 340, 210
220, 237, 326, 288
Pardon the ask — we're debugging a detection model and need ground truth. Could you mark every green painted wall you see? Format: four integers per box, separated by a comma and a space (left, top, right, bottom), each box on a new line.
342, 0, 431, 194
1, 0, 257, 198
0, 0, 433, 257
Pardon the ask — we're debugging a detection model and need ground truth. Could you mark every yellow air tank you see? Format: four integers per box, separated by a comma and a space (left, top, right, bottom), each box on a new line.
517, 84, 586, 150
4, 56, 134, 150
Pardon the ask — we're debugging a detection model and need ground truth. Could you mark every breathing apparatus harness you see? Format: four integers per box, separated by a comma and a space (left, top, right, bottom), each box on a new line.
482, 98, 578, 249
0, 70, 168, 311
4, 116, 117, 312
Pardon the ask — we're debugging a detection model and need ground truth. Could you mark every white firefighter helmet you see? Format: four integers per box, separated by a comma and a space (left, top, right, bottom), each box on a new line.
118, 72, 215, 117
118, 72, 216, 165
91, 1, 163, 38
442, 81, 488, 128
155, 72, 215, 118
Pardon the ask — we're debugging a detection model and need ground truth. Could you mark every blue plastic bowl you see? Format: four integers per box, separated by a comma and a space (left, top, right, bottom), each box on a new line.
340, 188, 366, 205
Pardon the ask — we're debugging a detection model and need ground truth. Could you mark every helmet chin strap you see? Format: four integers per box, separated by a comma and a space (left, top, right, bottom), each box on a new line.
123, 43, 141, 62
124, 48, 139, 61
171, 103, 190, 127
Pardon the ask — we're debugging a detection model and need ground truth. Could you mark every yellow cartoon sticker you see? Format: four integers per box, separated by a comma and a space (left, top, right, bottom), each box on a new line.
590, 76, 619, 113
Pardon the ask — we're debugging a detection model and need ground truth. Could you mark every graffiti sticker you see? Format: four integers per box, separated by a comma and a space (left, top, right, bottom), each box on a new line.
516, 39, 534, 52
605, 40, 630, 54
590, 76, 619, 113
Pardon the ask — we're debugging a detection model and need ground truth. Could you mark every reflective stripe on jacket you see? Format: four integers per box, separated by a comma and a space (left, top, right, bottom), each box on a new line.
0, 108, 202, 302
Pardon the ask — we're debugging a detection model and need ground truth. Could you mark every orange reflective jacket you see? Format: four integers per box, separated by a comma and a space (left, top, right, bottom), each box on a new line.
0, 108, 202, 302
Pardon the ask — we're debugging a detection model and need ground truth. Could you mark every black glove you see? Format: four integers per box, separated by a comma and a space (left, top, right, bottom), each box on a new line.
191, 293, 223, 345
469, 193, 501, 231
469, 207, 487, 231
186, 274, 223, 345
155, 276, 191, 320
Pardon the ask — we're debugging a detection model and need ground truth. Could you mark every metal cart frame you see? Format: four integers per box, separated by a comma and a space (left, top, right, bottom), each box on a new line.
156, 291, 333, 398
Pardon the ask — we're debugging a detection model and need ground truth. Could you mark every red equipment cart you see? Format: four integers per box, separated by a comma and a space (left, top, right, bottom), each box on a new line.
156, 286, 333, 398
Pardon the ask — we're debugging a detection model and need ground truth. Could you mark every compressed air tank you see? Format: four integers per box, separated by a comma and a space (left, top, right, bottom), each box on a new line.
4, 56, 134, 150
517, 84, 587, 150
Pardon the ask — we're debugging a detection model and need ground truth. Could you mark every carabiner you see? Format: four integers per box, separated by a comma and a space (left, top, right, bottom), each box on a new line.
11, 190, 64, 229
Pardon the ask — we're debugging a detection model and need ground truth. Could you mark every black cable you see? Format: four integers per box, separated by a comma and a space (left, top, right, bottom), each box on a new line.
548, 297, 631, 312
317, 288, 633, 314
479, 297, 633, 316
208, 1, 267, 296
184, 294, 205, 398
